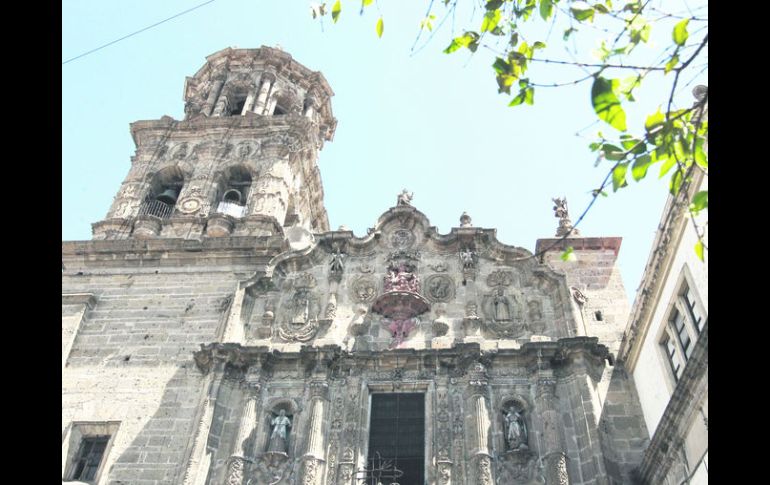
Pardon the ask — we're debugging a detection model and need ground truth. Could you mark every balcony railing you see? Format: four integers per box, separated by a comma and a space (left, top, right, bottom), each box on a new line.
215, 201, 246, 218
138, 199, 174, 219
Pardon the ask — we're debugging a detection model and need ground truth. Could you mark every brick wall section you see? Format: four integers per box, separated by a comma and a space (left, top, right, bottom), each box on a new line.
537, 237, 630, 355
62, 265, 242, 484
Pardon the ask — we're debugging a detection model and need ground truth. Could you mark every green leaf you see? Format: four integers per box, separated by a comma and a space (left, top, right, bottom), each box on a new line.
591, 76, 627, 131
602, 143, 625, 161
658, 156, 676, 178
571, 3, 595, 22
690, 190, 708, 214
593, 3, 610, 13
445, 32, 480, 53
539, 0, 554, 20
486, 0, 504, 9
332, 0, 342, 23
524, 87, 535, 105
669, 168, 684, 195
664, 54, 679, 74
563, 27, 577, 40
694, 240, 705, 261
589, 142, 602, 152
561, 246, 577, 262
673, 18, 690, 46
493, 57, 511, 74
532, 41, 546, 50
482, 9, 502, 32
444, 39, 462, 54
631, 154, 652, 181
694, 137, 708, 168
376, 17, 384, 38
612, 162, 629, 191
362, 0, 374, 6
509, 93, 525, 106
645, 109, 665, 132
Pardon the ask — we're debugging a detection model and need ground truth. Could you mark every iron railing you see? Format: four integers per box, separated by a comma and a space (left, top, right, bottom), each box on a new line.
138, 199, 174, 219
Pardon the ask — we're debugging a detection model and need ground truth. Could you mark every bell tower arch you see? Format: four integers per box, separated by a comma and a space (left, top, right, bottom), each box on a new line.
92, 46, 337, 240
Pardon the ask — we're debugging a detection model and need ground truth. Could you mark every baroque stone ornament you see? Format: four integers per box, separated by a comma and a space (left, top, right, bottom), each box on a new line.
177, 197, 203, 214
503, 404, 529, 451
486, 270, 514, 288
278, 275, 322, 341
390, 228, 416, 249
460, 211, 473, 227
425, 274, 455, 303
481, 288, 526, 338
372, 262, 430, 347
350, 276, 377, 303
571, 287, 588, 305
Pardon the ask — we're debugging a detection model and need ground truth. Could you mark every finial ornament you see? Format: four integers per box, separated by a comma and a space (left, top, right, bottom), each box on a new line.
552, 197, 580, 237
397, 189, 414, 206
460, 212, 473, 227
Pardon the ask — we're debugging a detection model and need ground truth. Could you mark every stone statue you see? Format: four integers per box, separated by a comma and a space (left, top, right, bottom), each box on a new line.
268, 410, 292, 453
552, 197, 580, 237
397, 189, 413, 206
459, 247, 476, 270
329, 248, 345, 278
493, 289, 511, 321
504, 407, 528, 451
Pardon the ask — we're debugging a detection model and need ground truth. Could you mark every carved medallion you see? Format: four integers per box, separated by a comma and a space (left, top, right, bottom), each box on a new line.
350, 276, 377, 303
169, 142, 190, 160
424, 274, 455, 302
236, 140, 261, 159
390, 228, 415, 249
177, 197, 202, 214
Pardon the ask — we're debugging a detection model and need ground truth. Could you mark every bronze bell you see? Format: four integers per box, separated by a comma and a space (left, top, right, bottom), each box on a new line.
156, 188, 179, 205
223, 189, 242, 204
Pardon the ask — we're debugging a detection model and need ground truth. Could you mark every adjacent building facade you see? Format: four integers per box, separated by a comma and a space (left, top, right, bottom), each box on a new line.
63, 47, 653, 485
617, 87, 708, 485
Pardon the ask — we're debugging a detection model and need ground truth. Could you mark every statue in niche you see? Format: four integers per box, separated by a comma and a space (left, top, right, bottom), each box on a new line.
268, 409, 292, 453
291, 290, 311, 325
528, 300, 543, 321
493, 288, 512, 321
397, 189, 413, 206
504, 406, 528, 451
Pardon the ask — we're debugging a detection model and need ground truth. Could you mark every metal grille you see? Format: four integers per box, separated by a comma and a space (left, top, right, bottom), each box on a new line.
138, 199, 174, 219
365, 393, 425, 485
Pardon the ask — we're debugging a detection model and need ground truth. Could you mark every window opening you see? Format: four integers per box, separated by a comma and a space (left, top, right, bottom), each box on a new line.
273, 105, 287, 116
71, 436, 109, 482
230, 98, 246, 116
365, 393, 424, 485
594, 310, 603, 321
659, 279, 706, 383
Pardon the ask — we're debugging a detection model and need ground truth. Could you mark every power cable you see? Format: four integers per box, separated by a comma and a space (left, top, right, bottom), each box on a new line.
63, 0, 217, 65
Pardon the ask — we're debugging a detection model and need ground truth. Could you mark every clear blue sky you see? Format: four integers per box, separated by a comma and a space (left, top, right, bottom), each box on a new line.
62, 0, 707, 301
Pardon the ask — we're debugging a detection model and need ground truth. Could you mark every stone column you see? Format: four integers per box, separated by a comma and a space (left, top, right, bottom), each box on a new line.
183, 362, 226, 485
265, 96, 278, 116
468, 362, 494, 485
242, 88, 257, 115
253, 75, 274, 114
203, 78, 225, 117
300, 381, 328, 485
536, 377, 570, 485
225, 378, 262, 485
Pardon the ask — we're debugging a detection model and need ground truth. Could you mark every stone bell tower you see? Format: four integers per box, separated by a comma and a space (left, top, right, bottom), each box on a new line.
92, 46, 337, 240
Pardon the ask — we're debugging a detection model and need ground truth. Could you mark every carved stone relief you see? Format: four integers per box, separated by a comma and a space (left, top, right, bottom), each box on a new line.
350, 276, 377, 303
390, 228, 415, 249
481, 288, 526, 338
278, 274, 322, 342
425, 274, 456, 303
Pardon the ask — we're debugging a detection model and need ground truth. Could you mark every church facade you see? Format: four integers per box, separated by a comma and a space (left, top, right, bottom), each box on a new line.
62, 47, 650, 485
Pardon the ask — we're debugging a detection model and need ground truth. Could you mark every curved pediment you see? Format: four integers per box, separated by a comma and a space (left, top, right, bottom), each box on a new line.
236, 204, 579, 351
